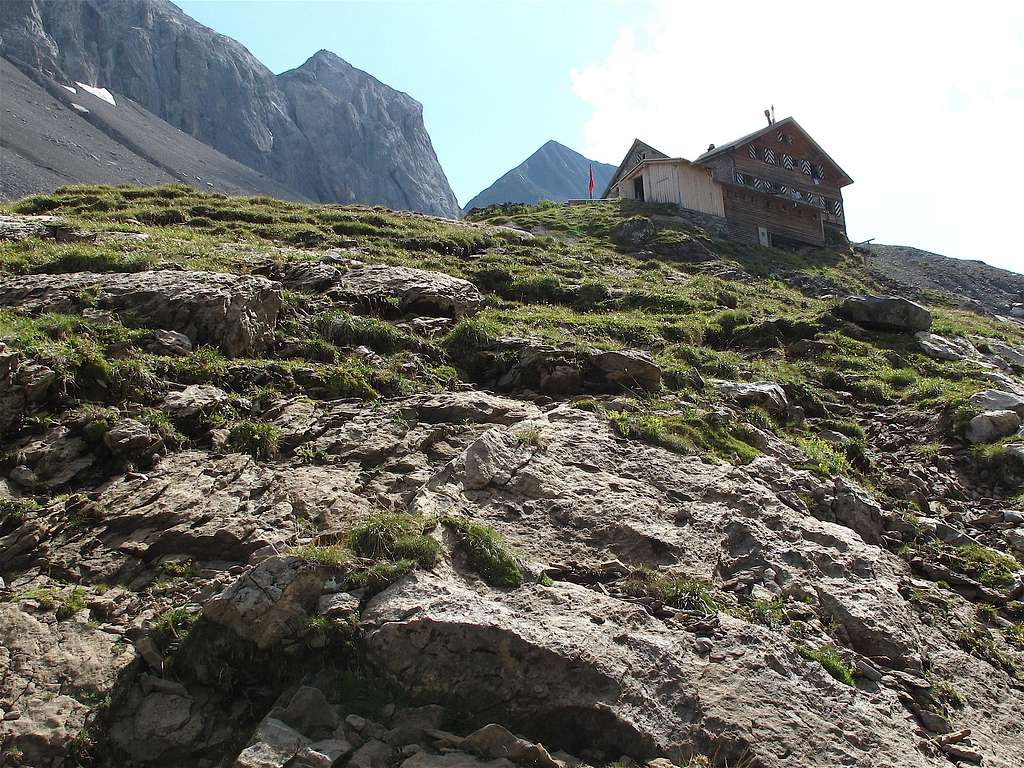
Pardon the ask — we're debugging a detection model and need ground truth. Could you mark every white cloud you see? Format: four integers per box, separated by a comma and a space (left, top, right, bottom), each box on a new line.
571, 1, 1024, 273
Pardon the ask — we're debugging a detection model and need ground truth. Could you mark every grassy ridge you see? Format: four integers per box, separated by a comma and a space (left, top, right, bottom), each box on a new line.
1, 185, 1019, 475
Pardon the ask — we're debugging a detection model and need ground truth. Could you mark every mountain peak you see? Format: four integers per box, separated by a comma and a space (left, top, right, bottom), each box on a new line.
463, 141, 616, 211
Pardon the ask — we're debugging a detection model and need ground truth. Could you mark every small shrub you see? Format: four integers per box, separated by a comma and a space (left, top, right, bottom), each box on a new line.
173, 345, 228, 384
746, 596, 786, 630
444, 516, 523, 588
797, 644, 855, 686
514, 428, 548, 449
953, 544, 1020, 589
228, 420, 281, 460
290, 544, 351, 567
621, 567, 720, 615
152, 606, 199, 650
797, 436, 854, 478
56, 587, 87, 621
348, 512, 438, 568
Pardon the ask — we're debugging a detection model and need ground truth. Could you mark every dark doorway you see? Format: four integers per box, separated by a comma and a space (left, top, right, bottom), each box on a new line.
633, 176, 644, 201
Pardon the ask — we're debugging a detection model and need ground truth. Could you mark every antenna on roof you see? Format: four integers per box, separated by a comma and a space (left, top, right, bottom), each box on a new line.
764, 108, 772, 126
771, 104, 776, 124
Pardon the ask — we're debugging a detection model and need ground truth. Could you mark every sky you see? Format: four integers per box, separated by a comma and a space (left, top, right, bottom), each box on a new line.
173, 0, 1024, 273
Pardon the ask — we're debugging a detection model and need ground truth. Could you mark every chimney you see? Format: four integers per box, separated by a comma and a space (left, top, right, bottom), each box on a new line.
764, 108, 772, 126
707, 143, 715, 152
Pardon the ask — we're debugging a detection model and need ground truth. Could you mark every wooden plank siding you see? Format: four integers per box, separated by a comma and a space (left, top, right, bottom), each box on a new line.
722, 185, 825, 245
613, 161, 724, 218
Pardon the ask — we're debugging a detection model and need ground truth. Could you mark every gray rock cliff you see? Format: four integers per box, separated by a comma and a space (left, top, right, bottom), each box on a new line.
0, 0, 458, 215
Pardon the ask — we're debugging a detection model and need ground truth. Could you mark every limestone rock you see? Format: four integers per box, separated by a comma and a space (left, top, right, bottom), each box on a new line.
145, 329, 193, 357
332, 263, 484, 318
968, 389, 1024, 418
375, 407, 972, 766
838, 295, 932, 332
204, 555, 327, 648
0, 213, 93, 242
0, 342, 54, 436
965, 409, 1021, 444
0, 602, 135, 767
611, 216, 656, 248
164, 384, 231, 419
0, 271, 282, 356
103, 417, 165, 465
461, 723, 559, 767
590, 350, 662, 392
914, 332, 977, 361
711, 379, 789, 414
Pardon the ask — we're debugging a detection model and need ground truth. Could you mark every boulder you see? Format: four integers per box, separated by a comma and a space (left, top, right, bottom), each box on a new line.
12, 426, 94, 488
0, 342, 54, 436
332, 263, 484, 318
461, 724, 560, 767
711, 380, 789, 415
0, 214, 93, 242
914, 332, 977, 362
968, 389, 1024, 418
965, 410, 1021, 445
0, 271, 282, 356
203, 555, 328, 648
985, 339, 1024, 369
611, 216, 656, 248
164, 384, 231, 419
590, 350, 662, 392
145, 329, 193, 357
838, 296, 932, 332
494, 338, 662, 395
103, 418, 165, 466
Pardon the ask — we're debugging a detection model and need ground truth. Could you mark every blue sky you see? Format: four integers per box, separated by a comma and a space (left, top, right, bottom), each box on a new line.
173, 0, 638, 207
173, 1, 1024, 273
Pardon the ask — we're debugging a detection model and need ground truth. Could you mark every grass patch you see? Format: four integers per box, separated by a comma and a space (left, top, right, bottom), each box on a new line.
608, 407, 761, 465
958, 624, 1020, 678
347, 512, 439, 568
228, 420, 282, 460
443, 516, 523, 588
290, 544, 352, 567
316, 311, 421, 354
797, 644, 855, 686
621, 567, 720, 615
797, 435, 855, 478
952, 544, 1020, 589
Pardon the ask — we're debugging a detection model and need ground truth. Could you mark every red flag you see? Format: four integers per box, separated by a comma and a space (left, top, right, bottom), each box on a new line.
588, 164, 595, 199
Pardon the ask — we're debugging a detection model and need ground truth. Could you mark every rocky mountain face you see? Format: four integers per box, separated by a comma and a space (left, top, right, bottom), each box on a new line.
0, 0, 458, 216
1, 186, 1024, 768
0, 56, 304, 201
463, 140, 616, 212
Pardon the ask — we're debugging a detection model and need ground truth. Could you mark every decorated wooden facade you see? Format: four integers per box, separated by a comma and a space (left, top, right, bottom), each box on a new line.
603, 117, 852, 247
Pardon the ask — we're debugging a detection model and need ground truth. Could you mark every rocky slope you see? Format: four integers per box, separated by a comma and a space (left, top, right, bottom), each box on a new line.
463, 141, 616, 212
1, 187, 1024, 768
865, 244, 1024, 318
0, 0, 458, 216
0, 57, 303, 202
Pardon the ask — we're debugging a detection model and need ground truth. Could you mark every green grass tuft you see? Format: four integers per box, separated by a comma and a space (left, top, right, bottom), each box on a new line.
444, 516, 523, 588
797, 644, 855, 686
